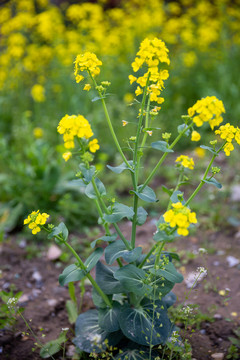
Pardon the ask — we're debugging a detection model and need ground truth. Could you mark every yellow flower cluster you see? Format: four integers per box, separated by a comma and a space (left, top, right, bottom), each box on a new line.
163, 202, 197, 236
129, 38, 170, 104
74, 52, 102, 83
24, 210, 49, 234
31, 84, 46, 102
175, 155, 195, 170
57, 114, 99, 161
215, 123, 240, 156
188, 96, 225, 130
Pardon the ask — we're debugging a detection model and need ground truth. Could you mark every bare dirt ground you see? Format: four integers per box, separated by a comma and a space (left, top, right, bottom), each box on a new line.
1, 220, 240, 360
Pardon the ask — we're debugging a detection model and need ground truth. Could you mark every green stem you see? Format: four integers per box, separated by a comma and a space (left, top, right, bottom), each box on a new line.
91, 178, 131, 250
63, 240, 112, 308
185, 141, 226, 207
90, 74, 131, 168
141, 122, 193, 191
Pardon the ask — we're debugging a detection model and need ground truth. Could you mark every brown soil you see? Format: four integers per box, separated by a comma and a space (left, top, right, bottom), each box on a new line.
0, 223, 240, 360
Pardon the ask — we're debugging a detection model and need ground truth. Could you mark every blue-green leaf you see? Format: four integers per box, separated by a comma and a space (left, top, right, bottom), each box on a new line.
149, 262, 183, 283
170, 190, 184, 204
79, 164, 95, 183
84, 247, 104, 272
73, 310, 121, 353
70, 179, 87, 188
178, 123, 190, 136
95, 262, 124, 294
153, 230, 176, 242
200, 145, 218, 155
118, 298, 171, 346
103, 203, 134, 223
133, 185, 157, 203
92, 288, 112, 309
114, 264, 151, 296
48, 222, 68, 241
98, 301, 121, 332
85, 178, 106, 199
129, 207, 148, 225
90, 233, 118, 248
203, 178, 222, 189
162, 292, 177, 308
107, 161, 133, 174
151, 140, 174, 153
59, 264, 85, 286
105, 240, 142, 264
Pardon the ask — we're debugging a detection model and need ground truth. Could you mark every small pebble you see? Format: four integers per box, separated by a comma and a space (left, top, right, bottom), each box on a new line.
226, 256, 239, 267
19, 294, 29, 304
214, 314, 222, 320
200, 329, 206, 335
66, 345, 75, 357
230, 184, 240, 202
32, 270, 42, 282
2, 282, 10, 290
211, 353, 224, 360
47, 244, 62, 261
47, 299, 58, 307
18, 239, 26, 248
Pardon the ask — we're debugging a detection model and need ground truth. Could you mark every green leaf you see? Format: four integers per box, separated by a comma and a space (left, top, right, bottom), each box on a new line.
203, 178, 222, 189
40, 332, 66, 358
73, 309, 121, 353
133, 185, 157, 203
59, 264, 86, 286
118, 298, 171, 346
79, 164, 95, 183
151, 140, 174, 153
162, 185, 173, 196
70, 178, 87, 188
105, 240, 142, 265
84, 247, 104, 272
85, 178, 106, 199
200, 145, 218, 155
48, 222, 68, 241
151, 278, 175, 298
114, 264, 151, 296
129, 207, 148, 225
107, 161, 133, 174
150, 262, 183, 283
98, 301, 121, 332
115, 346, 159, 360
178, 123, 190, 136
90, 233, 118, 248
66, 299, 78, 324
95, 261, 124, 294
103, 203, 134, 223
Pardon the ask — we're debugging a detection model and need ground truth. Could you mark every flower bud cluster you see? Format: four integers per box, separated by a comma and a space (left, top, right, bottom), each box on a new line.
163, 202, 197, 236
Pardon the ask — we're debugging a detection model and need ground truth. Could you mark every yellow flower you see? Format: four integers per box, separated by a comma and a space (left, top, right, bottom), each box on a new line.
31, 84, 46, 102
215, 123, 239, 156
175, 155, 194, 170
163, 202, 197, 236
74, 52, 102, 82
188, 96, 225, 129
33, 127, 43, 139
191, 131, 201, 142
89, 138, 100, 153
146, 130, 153, 136
57, 114, 94, 150
62, 151, 72, 161
129, 75, 137, 84
135, 86, 143, 96
24, 210, 49, 235
194, 147, 206, 158
83, 84, 91, 91
122, 120, 128, 126
123, 93, 134, 104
